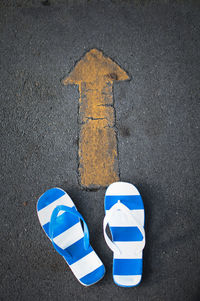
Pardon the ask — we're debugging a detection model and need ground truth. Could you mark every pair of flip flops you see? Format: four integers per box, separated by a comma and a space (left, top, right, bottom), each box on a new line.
37, 182, 145, 287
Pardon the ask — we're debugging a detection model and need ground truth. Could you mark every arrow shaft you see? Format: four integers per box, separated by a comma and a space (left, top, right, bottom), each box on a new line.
78, 82, 119, 188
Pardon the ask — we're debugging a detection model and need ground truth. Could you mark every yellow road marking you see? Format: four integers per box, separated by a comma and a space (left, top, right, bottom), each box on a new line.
63, 49, 129, 188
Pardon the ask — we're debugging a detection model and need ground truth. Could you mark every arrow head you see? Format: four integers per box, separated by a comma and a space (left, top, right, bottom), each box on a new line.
62, 49, 130, 85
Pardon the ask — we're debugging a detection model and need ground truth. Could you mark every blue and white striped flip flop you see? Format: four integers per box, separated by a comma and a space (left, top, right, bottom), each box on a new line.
103, 182, 145, 287
37, 187, 105, 286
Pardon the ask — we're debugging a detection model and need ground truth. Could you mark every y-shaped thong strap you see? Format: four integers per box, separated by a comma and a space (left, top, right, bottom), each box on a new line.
103, 200, 145, 255
49, 205, 90, 259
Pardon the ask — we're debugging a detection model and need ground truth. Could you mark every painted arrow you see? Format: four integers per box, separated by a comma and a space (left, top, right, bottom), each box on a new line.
63, 49, 129, 189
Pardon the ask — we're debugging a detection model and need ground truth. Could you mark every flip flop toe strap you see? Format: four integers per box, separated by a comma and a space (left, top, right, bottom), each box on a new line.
49, 205, 90, 259
103, 200, 145, 255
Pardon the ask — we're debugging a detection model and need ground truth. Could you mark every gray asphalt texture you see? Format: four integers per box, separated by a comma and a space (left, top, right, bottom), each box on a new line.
1, 1, 200, 300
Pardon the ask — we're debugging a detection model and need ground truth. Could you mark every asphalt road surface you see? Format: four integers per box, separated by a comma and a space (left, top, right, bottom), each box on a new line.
0, 1, 200, 300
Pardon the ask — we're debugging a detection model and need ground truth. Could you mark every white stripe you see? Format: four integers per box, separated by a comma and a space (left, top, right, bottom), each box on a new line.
106, 209, 144, 227
106, 182, 140, 196
114, 275, 141, 286
38, 194, 74, 226
70, 251, 103, 279
53, 222, 84, 250
114, 242, 143, 259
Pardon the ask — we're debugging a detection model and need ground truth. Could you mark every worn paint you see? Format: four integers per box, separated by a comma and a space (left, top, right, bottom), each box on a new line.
63, 49, 129, 188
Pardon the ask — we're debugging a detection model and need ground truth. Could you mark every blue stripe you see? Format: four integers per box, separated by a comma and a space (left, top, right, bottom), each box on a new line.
43, 208, 78, 238
105, 195, 144, 210
65, 238, 93, 265
79, 265, 105, 285
37, 188, 65, 211
114, 259, 142, 276
110, 227, 143, 241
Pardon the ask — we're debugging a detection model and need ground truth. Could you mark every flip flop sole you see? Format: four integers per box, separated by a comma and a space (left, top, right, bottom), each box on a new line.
37, 187, 105, 286
105, 182, 145, 287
